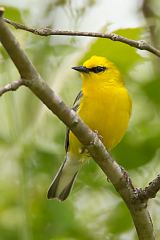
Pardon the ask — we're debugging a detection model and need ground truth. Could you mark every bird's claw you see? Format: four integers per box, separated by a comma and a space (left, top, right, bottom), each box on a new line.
94, 130, 103, 142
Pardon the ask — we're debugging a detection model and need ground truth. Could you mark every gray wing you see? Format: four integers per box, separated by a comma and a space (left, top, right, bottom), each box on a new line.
65, 91, 83, 152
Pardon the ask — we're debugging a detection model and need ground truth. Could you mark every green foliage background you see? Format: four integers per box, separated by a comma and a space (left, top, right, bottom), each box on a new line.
0, 0, 160, 239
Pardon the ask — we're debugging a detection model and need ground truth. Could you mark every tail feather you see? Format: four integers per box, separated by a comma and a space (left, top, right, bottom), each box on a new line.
47, 153, 81, 201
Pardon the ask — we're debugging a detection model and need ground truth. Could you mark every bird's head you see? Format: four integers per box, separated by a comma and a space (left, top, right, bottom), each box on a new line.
72, 56, 124, 86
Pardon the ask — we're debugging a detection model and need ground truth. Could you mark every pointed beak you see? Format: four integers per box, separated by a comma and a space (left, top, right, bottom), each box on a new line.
72, 66, 89, 73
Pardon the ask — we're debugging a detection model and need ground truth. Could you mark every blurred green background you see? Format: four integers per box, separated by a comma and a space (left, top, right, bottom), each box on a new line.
0, 0, 160, 239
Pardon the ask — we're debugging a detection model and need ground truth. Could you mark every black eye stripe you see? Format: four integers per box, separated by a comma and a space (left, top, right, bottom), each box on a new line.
89, 66, 107, 73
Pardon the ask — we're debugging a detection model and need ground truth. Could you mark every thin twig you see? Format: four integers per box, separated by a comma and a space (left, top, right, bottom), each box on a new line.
4, 17, 160, 58
0, 79, 23, 96
136, 175, 160, 201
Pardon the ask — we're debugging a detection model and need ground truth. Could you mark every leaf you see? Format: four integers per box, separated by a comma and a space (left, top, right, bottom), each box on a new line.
107, 201, 133, 234
142, 75, 160, 107
3, 6, 23, 23
113, 133, 160, 169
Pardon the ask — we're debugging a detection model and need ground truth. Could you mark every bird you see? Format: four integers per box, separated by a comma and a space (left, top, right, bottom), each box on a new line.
47, 55, 132, 201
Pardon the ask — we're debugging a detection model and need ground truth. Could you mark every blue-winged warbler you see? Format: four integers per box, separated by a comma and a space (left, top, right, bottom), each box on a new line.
47, 56, 132, 201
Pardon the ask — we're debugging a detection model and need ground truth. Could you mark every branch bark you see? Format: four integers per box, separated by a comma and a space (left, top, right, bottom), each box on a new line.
4, 17, 160, 58
0, 79, 23, 96
135, 175, 160, 201
0, 8, 155, 240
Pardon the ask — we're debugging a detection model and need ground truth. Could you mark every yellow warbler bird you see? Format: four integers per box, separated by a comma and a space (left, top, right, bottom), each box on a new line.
47, 56, 132, 201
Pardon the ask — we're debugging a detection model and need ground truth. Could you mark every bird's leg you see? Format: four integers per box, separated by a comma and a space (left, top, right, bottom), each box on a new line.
79, 131, 103, 156
79, 146, 91, 156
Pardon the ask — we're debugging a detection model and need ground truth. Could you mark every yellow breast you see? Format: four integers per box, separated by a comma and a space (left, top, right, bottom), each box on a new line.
69, 84, 131, 154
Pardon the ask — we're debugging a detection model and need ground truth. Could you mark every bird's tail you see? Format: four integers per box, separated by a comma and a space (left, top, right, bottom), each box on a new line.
47, 153, 82, 201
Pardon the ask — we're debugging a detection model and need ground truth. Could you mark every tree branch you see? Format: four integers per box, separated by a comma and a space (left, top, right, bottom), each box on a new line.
4, 17, 160, 58
0, 8, 155, 240
135, 175, 160, 201
0, 79, 23, 96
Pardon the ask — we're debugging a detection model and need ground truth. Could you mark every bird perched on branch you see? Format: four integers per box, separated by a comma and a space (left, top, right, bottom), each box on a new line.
47, 56, 132, 201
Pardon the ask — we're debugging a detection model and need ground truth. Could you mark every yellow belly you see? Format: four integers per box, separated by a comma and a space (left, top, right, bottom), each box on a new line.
69, 85, 131, 154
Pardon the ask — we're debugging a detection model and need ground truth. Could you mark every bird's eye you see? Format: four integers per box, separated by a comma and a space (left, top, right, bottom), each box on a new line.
89, 66, 107, 73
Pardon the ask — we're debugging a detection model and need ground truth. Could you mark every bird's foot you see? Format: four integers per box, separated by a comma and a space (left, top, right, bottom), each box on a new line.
79, 146, 91, 157
94, 130, 103, 142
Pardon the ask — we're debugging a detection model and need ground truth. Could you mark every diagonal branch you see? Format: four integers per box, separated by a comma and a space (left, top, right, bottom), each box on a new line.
0, 79, 23, 96
4, 17, 160, 58
0, 8, 155, 240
